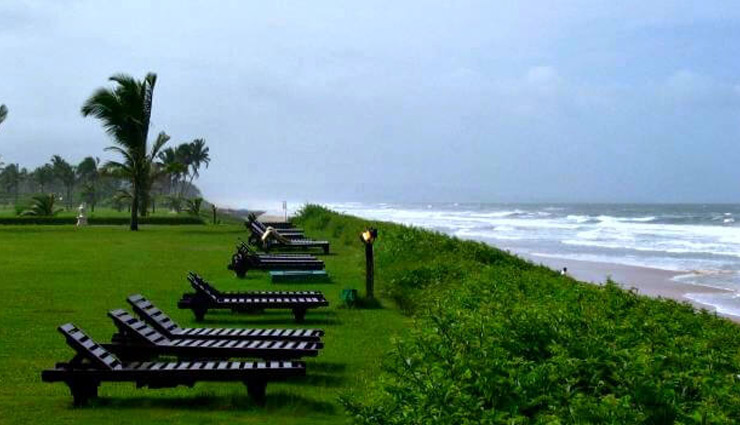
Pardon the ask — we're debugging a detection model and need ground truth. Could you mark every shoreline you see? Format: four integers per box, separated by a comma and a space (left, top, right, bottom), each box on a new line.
519, 252, 740, 323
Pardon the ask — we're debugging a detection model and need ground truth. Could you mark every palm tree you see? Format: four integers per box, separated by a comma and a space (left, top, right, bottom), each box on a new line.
0, 163, 21, 204
0, 104, 7, 129
139, 132, 170, 216
81, 72, 168, 230
76, 157, 100, 212
32, 164, 54, 193
185, 197, 203, 216
186, 138, 210, 192
21, 194, 62, 216
51, 155, 76, 208
157, 145, 188, 211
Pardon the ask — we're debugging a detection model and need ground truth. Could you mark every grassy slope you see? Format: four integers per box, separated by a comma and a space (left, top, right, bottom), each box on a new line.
299, 207, 740, 423
0, 224, 407, 424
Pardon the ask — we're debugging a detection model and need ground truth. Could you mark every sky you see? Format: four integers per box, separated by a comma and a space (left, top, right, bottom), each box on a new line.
1, 1, 740, 208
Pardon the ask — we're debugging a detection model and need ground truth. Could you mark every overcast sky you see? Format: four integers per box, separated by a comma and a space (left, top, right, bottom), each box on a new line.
1, 1, 740, 207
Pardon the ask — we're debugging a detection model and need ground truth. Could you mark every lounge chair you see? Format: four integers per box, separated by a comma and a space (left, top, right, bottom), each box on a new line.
41, 323, 305, 406
179, 272, 329, 322
247, 213, 304, 233
248, 222, 330, 254
229, 244, 325, 278
246, 219, 305, 241
107, 309, 322, 360
127, 294, 324, 342
261, 221, 302, 231
237, 240, 316, 259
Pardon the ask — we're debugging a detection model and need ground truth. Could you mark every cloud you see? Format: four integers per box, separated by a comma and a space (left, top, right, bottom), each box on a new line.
2, 1, 740, 204
661, 69, 740, 107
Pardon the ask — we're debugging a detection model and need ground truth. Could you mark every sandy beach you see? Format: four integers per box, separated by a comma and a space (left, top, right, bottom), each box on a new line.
524, 253, 739, 322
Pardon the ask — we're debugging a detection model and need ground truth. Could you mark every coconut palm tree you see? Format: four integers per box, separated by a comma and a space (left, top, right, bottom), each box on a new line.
21, 194, 62, 216
32, 164, 54, 193
77, 156, 101, 212
139, 132, 170, 216
81, 73, 169, 230
0, 163, 21, 204
0, 104, 7, 129
186, 138, 209, 191
51, 155, 76, 208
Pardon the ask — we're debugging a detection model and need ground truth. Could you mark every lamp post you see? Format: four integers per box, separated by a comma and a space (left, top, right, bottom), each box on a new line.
360, 227, 378, 299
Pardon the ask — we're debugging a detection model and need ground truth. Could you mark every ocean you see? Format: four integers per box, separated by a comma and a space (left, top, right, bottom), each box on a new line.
324, 202, 740, 316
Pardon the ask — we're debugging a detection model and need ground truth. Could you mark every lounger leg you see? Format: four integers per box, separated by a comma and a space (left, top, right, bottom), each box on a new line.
246, 380, 267, 405
68, 378, 98, 406
193, 307, 207, 322
293, 308, 307, 323
323, 246, 329, 254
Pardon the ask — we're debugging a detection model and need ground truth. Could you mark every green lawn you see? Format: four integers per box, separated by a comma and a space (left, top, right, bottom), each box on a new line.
0, 224, 407, 424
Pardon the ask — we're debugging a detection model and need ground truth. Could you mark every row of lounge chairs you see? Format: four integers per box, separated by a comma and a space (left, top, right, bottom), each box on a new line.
43, 217, 332, 406
43, 273, 330, 405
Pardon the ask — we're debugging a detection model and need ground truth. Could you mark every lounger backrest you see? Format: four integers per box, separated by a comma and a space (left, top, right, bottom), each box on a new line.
57, 323, 123, 370
237, 240, 249, 252
108, 309, 170, 345
246, 220, 265, 236
127, 294, 180, 333
187, 272, 220, 300
239, 241, 255, 254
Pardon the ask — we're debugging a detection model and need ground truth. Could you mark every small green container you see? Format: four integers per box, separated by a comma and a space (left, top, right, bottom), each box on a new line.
340, 288, 358, 307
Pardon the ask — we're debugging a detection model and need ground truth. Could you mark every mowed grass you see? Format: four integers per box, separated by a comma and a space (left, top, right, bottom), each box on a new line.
0, 224, 408, 424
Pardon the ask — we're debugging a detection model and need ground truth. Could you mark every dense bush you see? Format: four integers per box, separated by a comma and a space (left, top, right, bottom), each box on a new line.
0, 216, 205, 225
296, 205, 740, 424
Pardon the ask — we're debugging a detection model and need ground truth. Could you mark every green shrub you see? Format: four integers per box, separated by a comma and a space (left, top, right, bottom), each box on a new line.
296, 205, 740, 424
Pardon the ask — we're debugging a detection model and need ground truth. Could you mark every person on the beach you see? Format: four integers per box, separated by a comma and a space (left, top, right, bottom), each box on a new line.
561, 267, 568, 275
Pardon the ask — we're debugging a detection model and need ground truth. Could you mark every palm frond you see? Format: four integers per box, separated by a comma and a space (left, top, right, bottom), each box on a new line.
150, 131, 171, 159
0, 104, 8, 126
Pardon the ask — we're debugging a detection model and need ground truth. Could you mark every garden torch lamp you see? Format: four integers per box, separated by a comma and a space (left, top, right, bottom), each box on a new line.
360, 227, 378, 299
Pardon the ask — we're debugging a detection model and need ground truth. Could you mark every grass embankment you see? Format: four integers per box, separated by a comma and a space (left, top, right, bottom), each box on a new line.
296, 206, 740, 424
0, 222, 408, 424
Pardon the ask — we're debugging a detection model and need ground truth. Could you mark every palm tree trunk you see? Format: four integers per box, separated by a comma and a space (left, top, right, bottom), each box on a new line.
130, 185, 139, 231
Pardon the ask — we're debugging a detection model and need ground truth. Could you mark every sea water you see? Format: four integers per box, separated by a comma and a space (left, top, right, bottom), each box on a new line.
325, 202, 740, 316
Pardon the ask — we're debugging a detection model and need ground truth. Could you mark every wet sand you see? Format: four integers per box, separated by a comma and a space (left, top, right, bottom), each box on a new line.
523, 253, 740, 322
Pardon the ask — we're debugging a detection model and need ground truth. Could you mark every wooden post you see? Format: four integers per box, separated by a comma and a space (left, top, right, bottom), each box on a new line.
365, 242, 374, 299
212, 205, 217, 225
360, 228, 378, 299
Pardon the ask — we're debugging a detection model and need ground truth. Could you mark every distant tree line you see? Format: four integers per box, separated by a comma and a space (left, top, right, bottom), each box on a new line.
0, 138, 209, 215
0, 73, 211, 229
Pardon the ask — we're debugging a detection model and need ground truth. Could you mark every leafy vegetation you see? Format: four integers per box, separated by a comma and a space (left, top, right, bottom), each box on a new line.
21, 194, 62, 217
186, 197, 203, 216
295, 205, 740, 424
